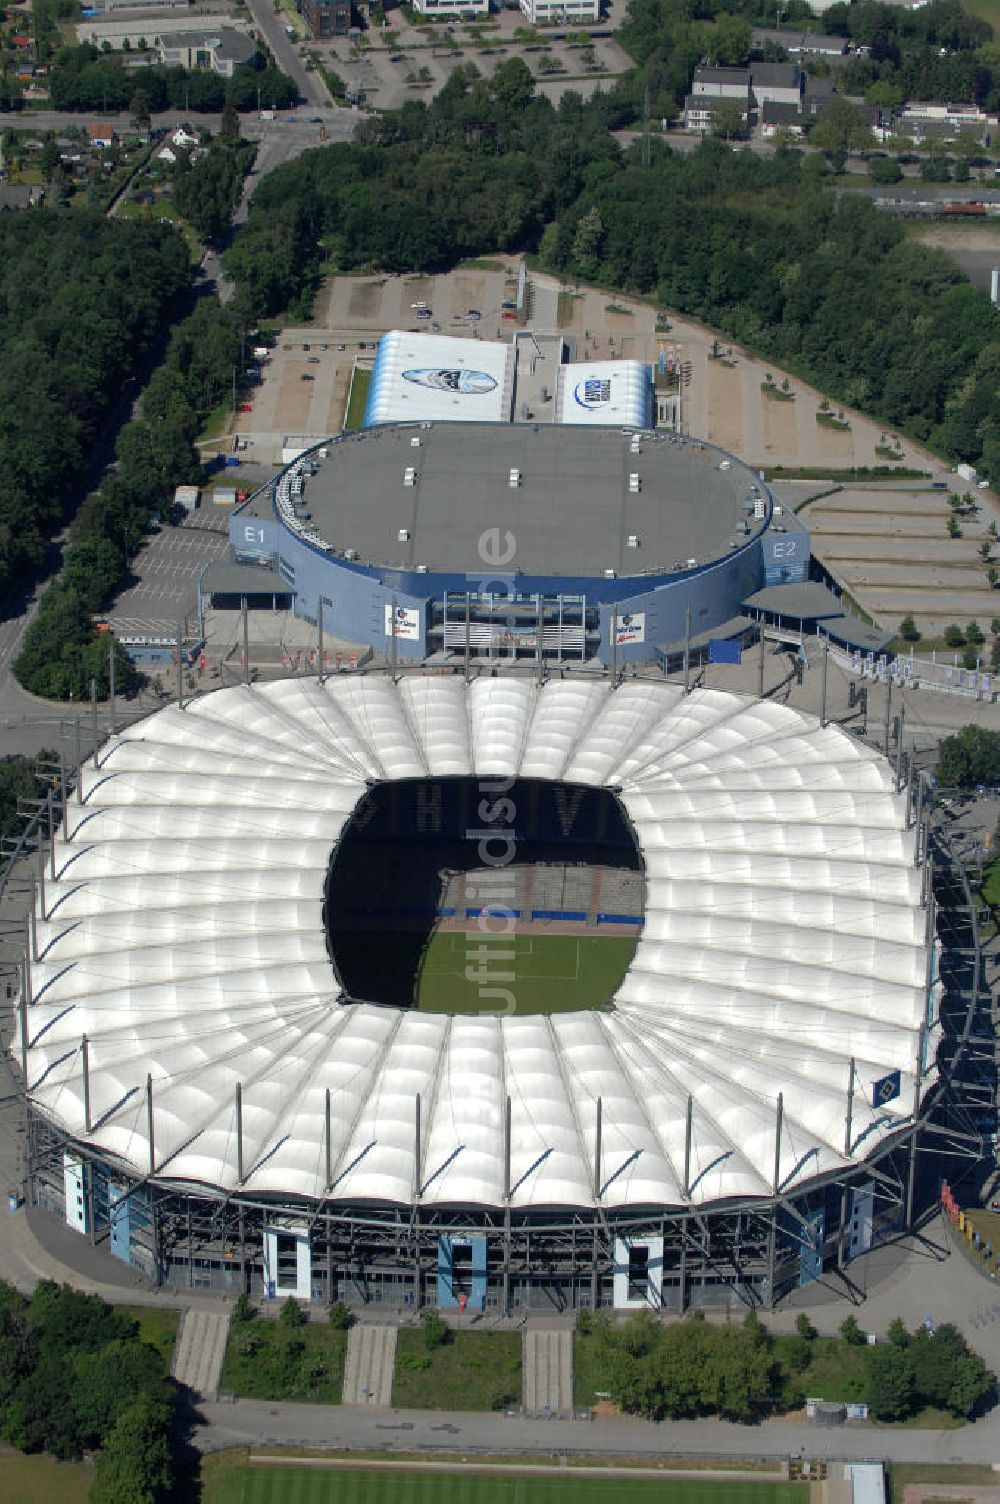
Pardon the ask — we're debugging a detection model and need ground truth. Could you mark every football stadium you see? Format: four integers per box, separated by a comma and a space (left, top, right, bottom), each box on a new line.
13, 670, 958, 1313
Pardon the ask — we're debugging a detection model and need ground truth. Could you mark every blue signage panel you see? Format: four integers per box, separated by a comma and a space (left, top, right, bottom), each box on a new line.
709, 639, 742, 665
872, 1070, 901, 1108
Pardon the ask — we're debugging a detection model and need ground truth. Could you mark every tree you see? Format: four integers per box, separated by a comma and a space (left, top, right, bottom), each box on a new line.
899, 615, 919, 641
840, 1315, 864, 1345
868, 155, 903, 184
89, 1394, 173, 1504
944, 623, 966, 647
711, 99, 746, 141
808, 98, 873, 158
420, 1309, 449, 1350
967, 619, 985, 644
867, 1343, 915, 1421
278, 1296, 305, 1330
795, 1313, 816, 1341
938, 725, 1000, 786
130, 86, 151, 134
327, 1301, 353, 1330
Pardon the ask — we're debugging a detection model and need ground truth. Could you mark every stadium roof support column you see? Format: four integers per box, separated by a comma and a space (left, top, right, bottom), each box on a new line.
108, 637, 116, 734
59, 750, 68, 843
464, 593, 471, 684
81, 1034, 91, 1135
820, 637, 829, 728
895, 707, 905, 790
46, 789, 54, 882
242, 602, 250, 689
91, 679, 99, 768
844, 1057, 855, 1156
325, 1087, 332, 1189
318, 599, 325, 687
683, 606, 692, 695
74, 721, 83, 804
757, 621, 765, 699
593, 1096, 603, 1200
236, 1081, 244, 1185
18, 964, 28, 1083
413, 1092, 422, 1201
390, 596, 399, 685
767, 1092, 783, 1309
883, 678, 892, 757
503, 1094, 512, 1317
146, 1073, 156, 1175
678, 1093, 694, 1314
176, 623, 184, 709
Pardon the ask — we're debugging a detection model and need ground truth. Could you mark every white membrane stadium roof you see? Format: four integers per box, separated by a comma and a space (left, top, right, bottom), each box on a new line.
21, 677, 938, 1212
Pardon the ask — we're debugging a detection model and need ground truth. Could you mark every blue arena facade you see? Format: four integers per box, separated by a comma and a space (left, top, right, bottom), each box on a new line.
230, 421, 806, 664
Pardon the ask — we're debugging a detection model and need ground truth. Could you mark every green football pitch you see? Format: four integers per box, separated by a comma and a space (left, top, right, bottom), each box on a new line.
415, 932, 636, 1014
221, 1467, 807, 1504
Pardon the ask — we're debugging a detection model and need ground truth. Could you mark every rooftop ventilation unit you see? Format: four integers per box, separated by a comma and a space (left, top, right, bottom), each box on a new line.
509, 468, 521, 488
604, 568, 617, 578
687, 557, 697, 568
410, 436, 422, 447
628, 473, 641, 493
754, 498, 766, 519
627, 534, 640, 548
403, 467, 417, 487
416, 564, 428, 573
630, 435, 642, 454
398, 528, 411, 542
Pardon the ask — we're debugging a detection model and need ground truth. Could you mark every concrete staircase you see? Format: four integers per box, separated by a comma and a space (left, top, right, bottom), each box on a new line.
342, 1323, 397, 1406
522, 1327, 573, 1416
170, 1308, 230, 1400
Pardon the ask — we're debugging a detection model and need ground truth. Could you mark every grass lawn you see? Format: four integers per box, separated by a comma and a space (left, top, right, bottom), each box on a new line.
964, 0, 1000, 30
392, 1330, 521, 1410
116, 1304, 179, 1371
887, 1463, 998, 1502
220, 1317, 348, 1404
415, 932, 635, 1015
344, 365, 371, 431
774, 1333, 869, 1404
575, 1331, 612, 1408
203, 1461, 807, 1503
0, 1447, 92, 1504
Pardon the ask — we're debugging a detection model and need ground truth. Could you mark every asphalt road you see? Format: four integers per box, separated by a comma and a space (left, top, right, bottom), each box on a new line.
242, 0, 331, 109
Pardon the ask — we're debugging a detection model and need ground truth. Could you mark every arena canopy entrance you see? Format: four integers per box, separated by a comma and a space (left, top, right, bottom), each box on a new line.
325, 777, 644, 1014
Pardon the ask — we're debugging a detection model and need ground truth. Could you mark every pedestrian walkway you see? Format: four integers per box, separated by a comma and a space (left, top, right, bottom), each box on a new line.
171, 1309, 231, 1400
342, 1322, 396, 1406
522, 1327, 573, 1417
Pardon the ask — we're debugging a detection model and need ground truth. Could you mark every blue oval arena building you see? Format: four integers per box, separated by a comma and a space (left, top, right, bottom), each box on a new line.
230, 421, 785, 664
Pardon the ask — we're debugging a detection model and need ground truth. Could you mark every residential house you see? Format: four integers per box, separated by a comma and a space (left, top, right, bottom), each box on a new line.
88, 123, 116, 148
751, 28, 849, 58
684, 66, 750, 129
518, 0, 601, 23
761, 101, 805, 138
750, 61, 803, 111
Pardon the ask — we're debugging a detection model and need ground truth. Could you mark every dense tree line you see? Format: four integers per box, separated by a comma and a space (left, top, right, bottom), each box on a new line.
226, 72, 1000, 478
15, 301, 246, 699
172, 118, 257, 242
48, 44, 298, 114
821, 0, 996, 111
0, 211, 189, 604
0, 1280, 176, 1503
577, 1308, 992, 1423
0, 751, 56, 845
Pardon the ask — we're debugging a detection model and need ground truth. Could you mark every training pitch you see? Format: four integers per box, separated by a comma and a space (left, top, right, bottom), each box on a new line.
222, 1467, 807, 1503
416, 932, 637, 1014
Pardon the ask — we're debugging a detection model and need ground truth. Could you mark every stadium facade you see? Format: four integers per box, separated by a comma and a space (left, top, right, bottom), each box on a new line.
230, 423, 806, 666
14, 672, 957, 1313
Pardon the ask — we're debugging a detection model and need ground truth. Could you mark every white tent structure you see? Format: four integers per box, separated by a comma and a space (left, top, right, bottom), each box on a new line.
21, 675, 938, 1223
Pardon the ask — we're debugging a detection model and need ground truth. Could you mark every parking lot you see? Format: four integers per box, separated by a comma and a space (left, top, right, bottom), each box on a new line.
106, 520, 231, 640
317, 9, 634, 113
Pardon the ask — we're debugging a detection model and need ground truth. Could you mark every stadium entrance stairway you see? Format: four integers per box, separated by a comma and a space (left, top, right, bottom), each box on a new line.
342, 1322, 397, 1406
171, 1308, 230, 1400
522, 1326, 573, 1417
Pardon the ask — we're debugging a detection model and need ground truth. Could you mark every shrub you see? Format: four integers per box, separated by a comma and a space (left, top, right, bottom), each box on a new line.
420, 1309, 450, 1350
279, 1296, 306, 1330
328, 1301, 353, 1330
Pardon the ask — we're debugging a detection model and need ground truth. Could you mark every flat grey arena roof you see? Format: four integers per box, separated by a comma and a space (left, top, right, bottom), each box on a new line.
252, 423, 766, 578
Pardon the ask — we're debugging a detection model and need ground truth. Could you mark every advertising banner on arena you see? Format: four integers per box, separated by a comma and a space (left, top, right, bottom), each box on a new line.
385, 604, 420, 641
612, 612, 645, 646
